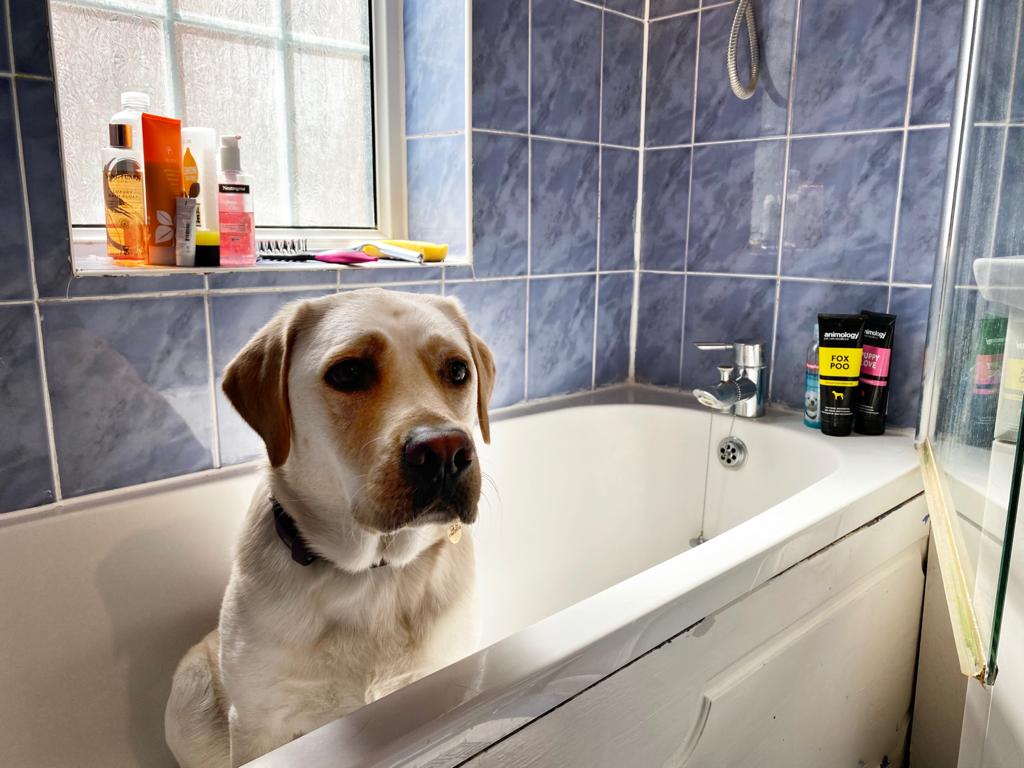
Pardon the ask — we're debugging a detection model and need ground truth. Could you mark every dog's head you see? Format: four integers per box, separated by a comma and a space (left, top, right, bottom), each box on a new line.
222, 289, 496, 571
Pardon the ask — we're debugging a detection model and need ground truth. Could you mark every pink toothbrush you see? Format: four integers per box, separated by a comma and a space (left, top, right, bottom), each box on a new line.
314, 250, 379, 265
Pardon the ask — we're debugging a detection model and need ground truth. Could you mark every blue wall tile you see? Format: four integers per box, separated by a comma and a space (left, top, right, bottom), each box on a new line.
681, 275, 776, 390
772, 280, 888, 408
640, 147, 690, 271
782, 133, 901, 281
531, 139, 598, 274
446, 279, 527, 408
888, 287, 931, 428
972, 0, 1019, 123
645, 14, 697, 147
635, 272, 685, 386
473, 132, 528, 277
0, 0, 9, 73
953, 126, 1003, 285
596, 273, 633, 385
599, 147, 638, 271
912, 0, 965, 124
602, 12, 643, 147
649, 0, 699, 18
0, 306, 54, 512
404, 0, 465, 134
687, 140, 785, 274
695, 0, 796, 142
42, 298, 213, 497
605, 0, 644, 18
792, 0, 915, 133
531, 0, 602, 141
407, 135, 467, 256
895, 128, 949, 285
0, 79, 31, 300
994, 127, 1024, 258
527, 276, 596, 398
472, 0, 529, 131
10, 0, 52, 77
16, 78, 70, 298
208, 269, 338, 290
340, 265, 442, 285
210, 290, 332, 465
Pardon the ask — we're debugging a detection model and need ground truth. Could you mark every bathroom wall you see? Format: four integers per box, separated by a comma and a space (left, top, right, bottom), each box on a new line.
0, 0, 641, 514
636, 0, 964, 427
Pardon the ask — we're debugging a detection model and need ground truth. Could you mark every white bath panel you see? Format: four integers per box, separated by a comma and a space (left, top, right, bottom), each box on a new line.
465, 498, 927, 768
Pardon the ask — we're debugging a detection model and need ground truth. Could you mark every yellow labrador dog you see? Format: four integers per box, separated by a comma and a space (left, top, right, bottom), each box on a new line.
165, 289, 495, 767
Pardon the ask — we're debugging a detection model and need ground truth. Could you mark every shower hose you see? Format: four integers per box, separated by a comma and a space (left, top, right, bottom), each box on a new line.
727, 0, 760, 100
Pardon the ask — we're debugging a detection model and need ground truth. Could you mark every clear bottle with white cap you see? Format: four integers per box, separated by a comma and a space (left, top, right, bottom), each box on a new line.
217, 134, 256, 266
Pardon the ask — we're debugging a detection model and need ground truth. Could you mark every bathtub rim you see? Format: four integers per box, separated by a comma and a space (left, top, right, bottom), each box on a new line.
246, 388, 924, 768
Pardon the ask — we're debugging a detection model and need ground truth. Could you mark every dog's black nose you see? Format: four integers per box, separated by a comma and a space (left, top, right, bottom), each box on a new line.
402, 427, 474, 494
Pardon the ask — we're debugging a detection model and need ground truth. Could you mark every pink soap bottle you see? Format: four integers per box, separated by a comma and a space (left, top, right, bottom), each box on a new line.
217, 135, 256, 266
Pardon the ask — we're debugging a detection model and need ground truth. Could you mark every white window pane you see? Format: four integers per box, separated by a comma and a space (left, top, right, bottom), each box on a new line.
52, 2, 171, 225
285, 0, 368, 46
173, 0, 278, 32
175, 24, 290, 225
288, 46, 374, 227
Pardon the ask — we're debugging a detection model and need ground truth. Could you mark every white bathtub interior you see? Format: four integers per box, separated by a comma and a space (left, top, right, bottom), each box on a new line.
0, 392, 917, 768
472, 403, 840, 646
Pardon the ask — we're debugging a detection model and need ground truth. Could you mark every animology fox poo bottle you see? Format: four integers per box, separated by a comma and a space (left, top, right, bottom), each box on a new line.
817, 314, 865, 437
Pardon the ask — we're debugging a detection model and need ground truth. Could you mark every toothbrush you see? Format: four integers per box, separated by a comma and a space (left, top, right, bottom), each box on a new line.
358, 242, 423, 263
314, 250, 378, 265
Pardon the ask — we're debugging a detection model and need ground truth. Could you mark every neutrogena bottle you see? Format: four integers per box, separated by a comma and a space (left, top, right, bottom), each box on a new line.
217, 135, 256, 266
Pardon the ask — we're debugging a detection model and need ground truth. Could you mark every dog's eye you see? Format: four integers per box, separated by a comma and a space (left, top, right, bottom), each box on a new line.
325, 358, 376, 392
446, 359, 470, 385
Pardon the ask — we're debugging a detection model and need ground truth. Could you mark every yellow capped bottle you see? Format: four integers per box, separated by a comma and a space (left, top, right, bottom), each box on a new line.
103, 123, 147, 265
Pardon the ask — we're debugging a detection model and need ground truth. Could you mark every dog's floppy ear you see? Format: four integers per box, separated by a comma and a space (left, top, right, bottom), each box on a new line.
470, 332, 496, 444
222, 302, 308, 467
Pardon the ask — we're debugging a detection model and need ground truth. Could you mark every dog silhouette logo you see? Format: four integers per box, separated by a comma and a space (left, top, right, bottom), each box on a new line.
832, 390, 845, 402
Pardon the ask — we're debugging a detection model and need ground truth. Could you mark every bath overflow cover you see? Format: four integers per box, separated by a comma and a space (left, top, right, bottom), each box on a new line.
717, 436, 747, 469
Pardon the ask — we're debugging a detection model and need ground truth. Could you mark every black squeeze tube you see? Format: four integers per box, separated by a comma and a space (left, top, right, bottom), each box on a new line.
817, 314, 866, 437
854, 310, 897, 435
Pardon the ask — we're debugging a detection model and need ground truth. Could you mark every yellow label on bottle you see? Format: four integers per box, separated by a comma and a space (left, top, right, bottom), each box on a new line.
819, 346, 863, 386
1002, 357, 1024, 394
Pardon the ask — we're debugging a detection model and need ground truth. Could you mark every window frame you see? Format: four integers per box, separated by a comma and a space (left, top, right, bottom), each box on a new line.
56, 0, 409, 275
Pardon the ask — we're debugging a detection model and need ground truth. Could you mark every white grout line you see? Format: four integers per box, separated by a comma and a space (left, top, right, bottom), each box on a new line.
592, 9, 607, 390
767, 0, 802, 401
678, 2, 701, 386
473, 126, 640, 151
574, 0, 644, 22
201, 276, 222, 469
523, 0, 533, 403
887, 0, 924, 312
649, 0, 732, 22
6, 67, 64, 504
644, 121, 952, 152
983, 0, 1024, 263
627, 0, 651, 381
405, 129, 466, 140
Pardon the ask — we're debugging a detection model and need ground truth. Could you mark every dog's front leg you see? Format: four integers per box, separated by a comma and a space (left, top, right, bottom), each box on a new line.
228, 704, 298, 767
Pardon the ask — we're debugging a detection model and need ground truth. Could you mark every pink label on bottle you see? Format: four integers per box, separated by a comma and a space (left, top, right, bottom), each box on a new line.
219, 191, 255, 266
975, 353, 1000, 394
859, 344, 891, 386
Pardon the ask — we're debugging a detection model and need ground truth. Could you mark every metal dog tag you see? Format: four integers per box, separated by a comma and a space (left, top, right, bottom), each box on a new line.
447, 521, 462, 544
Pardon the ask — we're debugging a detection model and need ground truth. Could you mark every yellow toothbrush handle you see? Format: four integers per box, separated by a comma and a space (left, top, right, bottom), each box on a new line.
381, 239, 448, 262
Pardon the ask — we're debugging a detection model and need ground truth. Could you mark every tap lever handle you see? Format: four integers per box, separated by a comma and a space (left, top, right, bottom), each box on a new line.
694, 342, 734, 352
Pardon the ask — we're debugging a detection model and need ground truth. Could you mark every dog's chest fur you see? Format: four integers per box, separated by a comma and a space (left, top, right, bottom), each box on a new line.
218, 511, 478, 738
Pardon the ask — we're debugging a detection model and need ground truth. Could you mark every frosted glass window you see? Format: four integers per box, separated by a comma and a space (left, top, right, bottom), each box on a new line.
51, 0, 375, 229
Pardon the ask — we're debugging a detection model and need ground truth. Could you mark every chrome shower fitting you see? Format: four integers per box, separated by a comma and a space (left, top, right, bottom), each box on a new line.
727, 0, 760, 100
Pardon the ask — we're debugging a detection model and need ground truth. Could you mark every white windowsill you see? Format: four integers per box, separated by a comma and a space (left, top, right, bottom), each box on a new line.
70, 229, 469, 277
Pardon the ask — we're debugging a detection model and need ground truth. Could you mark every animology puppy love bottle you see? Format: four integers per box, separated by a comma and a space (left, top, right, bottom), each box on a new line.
817, 314, 865, 437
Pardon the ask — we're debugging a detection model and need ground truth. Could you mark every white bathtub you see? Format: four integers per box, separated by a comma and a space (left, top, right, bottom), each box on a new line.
0, 387, 926, 767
